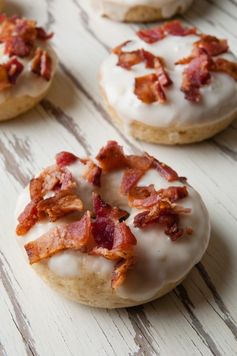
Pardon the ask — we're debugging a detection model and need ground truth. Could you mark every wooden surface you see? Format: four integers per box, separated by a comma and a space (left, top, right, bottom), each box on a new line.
1, 0, 237, 355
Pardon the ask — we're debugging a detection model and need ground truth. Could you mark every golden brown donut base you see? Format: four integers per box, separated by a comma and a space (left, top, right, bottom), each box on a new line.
103, 2, 191, 22
32, 262, 185, 308
101, 86, 237, 144
0, 89, 50, 122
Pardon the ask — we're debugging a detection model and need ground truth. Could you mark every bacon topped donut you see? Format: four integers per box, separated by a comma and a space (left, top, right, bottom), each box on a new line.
91, 0, 193, 23
15, 141, 210, 308
100, 21, 237, 144
0, 14, 57, 121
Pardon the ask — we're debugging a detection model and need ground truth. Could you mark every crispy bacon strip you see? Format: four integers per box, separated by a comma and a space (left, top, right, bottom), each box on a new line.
96, 141, 128, 172
0, 57, 24, 90
91, 221, 136, 288
16, 166, 82, 236
134, 73, 167, 104
194, 35, 228, 56
31, 47, 52, 81
56, 151, 78, 168
115, 48, 157, 70
24, 211, 91, 264
151, 156, 180, 182
82, 160, 102, 187
137, 20, 197, 44
212, 58, 237, 81
0, 15, 53, 58
180, 52, 212, 103
120, 169, 144, 195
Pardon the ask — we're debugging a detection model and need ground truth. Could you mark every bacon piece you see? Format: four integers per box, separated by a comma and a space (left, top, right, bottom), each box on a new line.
92, 194, 130, 249
131, 186, 188, 208
0, 57, 24, 90
55, 151, 78, 168
137, 20, 196, 44
91, 221, 136, 288
163, 21, 197, 37
31, 47, 52, 81
212, 58, 237, 81
16, 201, 38, 236
180, 52, 212, 103
151, 156, 180, 182
112, 40, 132, 55
36, 190, 83, 221
194, 35, 228, 57
137, 26, 165, 44
24, 212, 91, 264
155, 57, 173, 87
134, 73, 166, 104
96, 141, 128, 172
82, 160, 102, 187
120, 169, 144, 195
127, 154, 153, 171
36, 27, 53, 40
4, 57, 24, 84
116, 49, 157, 70
16, 166, 79, 236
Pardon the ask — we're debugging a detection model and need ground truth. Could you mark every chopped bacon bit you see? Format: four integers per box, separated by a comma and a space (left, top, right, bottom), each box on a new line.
151, 156, 180, 182
137, 26, 165, 44
96, 141, 128, 172
36, 27, 53, 40
155, 57, 173, 87
16, 201, 38, 236
31, 47, 52, 81
180, 52, 212, 103
112, 40, 131, 55
194, 35, 228, 57
0, 15, 53, 58
24, 212, 91, 264
0, 57, 24, 91
16, 166, 81, 236
4, 57, 24, 84
137, 20, 197, 44
56, 151, 78, 168
186, 227, 193, 235
134, 73, 166, 104
116, 48, 157, 70
120, 169, 144, 195
163, 20, 197, 37
36, 190, 83, 221
82, 160, 102, 187
212, 58, 237, 81
126, 154, 153, 171
112, 257, 134, 289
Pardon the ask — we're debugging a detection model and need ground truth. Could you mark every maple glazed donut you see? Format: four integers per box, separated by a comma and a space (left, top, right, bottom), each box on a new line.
0, 14, 57, 121
100, 21, 237, 144
15, 141, 210, 308
92, 0, 193, 22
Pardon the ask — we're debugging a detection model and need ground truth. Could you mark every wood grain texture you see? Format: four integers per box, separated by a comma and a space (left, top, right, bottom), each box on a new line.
0, 0, 237, 355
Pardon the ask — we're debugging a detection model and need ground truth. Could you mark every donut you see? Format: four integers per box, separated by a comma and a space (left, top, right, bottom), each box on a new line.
15, 141, 210, 308
91, 0, 193, 22
0, 14, 57, 121
100, 21, 237, 144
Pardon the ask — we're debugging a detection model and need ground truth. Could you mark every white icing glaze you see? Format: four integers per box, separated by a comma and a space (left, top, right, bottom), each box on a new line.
100, 35, 237, 129
15, 159, 210, 302
92, 0, 192, 21
0, 42, 57, 104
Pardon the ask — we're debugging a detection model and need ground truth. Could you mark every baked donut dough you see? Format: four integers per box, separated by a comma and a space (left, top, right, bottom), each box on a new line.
0, 14, 57, 121
100, 21, 237, 144
15, 141, 210, 308
92, 0, 193, 22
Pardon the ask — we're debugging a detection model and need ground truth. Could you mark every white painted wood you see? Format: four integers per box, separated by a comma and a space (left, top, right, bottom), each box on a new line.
1, 0, 237, 355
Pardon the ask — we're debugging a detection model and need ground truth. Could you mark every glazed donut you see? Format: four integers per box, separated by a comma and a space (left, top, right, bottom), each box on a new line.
100, 21, 237, 144
0, 14, 57, 121
91, 0, 193, 22
15, 141, 210, 308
